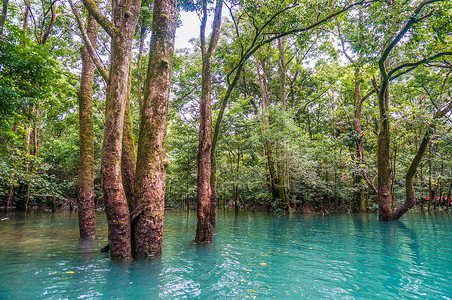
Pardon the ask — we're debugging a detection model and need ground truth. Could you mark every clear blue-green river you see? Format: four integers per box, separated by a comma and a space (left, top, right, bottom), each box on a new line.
0, 211, 451, 299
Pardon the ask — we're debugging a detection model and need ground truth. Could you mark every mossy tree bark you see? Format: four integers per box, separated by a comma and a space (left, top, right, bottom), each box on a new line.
121, 71, 136, 208
81, 0, 141, 259
77, 11, 98, 239
195, 0, 222, 243
133, 0, 177, 257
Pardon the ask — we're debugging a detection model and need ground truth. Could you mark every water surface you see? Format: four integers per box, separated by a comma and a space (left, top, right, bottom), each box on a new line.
0, 211, 451, 299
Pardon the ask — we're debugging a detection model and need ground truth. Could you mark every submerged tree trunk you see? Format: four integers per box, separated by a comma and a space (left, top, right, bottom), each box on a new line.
133, 0, 177, 257
195, 0, 222, 243
77, 12, 98, 239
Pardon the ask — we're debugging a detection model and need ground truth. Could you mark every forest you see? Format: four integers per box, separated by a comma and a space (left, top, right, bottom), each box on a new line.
0, 0, 451, 260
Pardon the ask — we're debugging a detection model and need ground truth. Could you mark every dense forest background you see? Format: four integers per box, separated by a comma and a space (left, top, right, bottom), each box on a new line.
0, 0, 451, 216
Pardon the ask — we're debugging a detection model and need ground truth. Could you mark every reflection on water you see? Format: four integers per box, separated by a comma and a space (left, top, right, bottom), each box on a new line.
0, 211, 451, 299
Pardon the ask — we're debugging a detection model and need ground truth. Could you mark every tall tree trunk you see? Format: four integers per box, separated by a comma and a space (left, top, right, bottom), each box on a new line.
121, 70, 136, 207
82, 0, 142, 260
77, 12, 98, 239
195, 0, 222, 243
277, 37, 290, 212
257, 56, 281, 205
394, 130, 431, 219
136, 16, 147, 122
353, 70, 366, 212
0, 0, 8, 37
376, 56, 396, 221
133, 0, 177, 256
210, 63, 244, 223
21, 2, 28, 46
377, 75, 394, 221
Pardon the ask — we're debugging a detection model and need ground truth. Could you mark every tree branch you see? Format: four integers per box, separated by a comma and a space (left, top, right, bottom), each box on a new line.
388, 51, 452, 78
80, 0, 116, 37
69, 0, 108, 83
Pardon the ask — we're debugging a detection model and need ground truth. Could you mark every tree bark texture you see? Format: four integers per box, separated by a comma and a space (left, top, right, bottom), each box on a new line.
121, 71, 136, 208
377, 75, 394, 221
77, 12, 98, 239
133, 0, 177, 256
195, 0, 222, 243
136, 16, 147, 122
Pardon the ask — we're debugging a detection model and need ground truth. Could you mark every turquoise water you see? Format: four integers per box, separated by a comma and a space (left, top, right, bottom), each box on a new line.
0, 211, 451, 299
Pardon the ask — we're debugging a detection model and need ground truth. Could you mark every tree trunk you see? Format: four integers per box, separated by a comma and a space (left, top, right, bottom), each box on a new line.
136, 16, 147, 122
377, 58, 394, 221
210, 152, 217, 227
21, 3, 29, 46
377, 92, 393, 220
0, 0, 8, 37
257, 56, 283, 206
277, 37, 290, 212
195, 0, 222, 243
121, 71, 136, 208
133, 0, 177, 256
394, 130, 431, 219
353, 70, 366, 212
77, 12, 98, 239
6, 184, 14, 210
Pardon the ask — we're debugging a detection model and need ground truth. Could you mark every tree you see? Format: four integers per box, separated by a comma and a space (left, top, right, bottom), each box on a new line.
194, 0, 223, 243
76, 9, 99, 239
133, 0, 178, 256
372, 0, 451, 220
80, 0, 142, 259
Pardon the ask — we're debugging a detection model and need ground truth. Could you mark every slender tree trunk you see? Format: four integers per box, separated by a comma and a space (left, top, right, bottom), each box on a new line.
210, 64, 244, 220
6, 184, 14, 210
21, 2, 28, 46
210, 152, 217, 227
32, 104, 40, 155
136, 16, 147, 122
277, 37, 290, 212
195, 0, 222, 243
133, 0, 177, 256
77, 12, 98, 239
377, 59, 394, 221
393, 130, 431, 219
121, 70, 136, 207
257, 56, 282, 205
0, 0, 8, 37
353, 70, 366, 212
